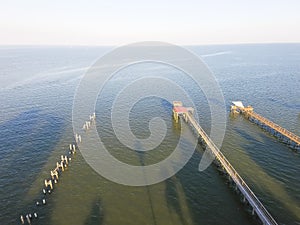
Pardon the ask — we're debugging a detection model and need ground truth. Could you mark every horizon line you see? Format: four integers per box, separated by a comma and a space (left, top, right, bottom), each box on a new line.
0, 41, 300, 48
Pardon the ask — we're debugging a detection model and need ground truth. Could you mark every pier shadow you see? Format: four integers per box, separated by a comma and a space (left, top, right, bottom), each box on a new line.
232, 127, 263, 145
233, 126, 294, 164
160, 99, 173, 111
171, 152, 252, 225
84, 198, 104, 225
233, 124, 300, 169
133, 140, 158, 225
231, 127, 277, 173
167, 150, 203, 225
134, 140, 146, 166
0, 108, 65, 169
162, 132, 258, 225
165, 176, 189, 225
0, 108, 65, 223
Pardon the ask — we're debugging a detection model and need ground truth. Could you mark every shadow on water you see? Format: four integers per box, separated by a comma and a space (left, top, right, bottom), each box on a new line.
135, 140, 145, 166
165, 121, 258, 225
172, 150, 257, 225
160, 99, 173, 111
172, 150, 206, 224
165, 177, 188, 225
227, 126, 300, 224
0, 108, 65, 167
233, 126, 300, 178
233, 118, 300, 153
0, 108, 65, 224
134, 140, 158, 225
84, 198, 104, 225
233, 127, 263, 145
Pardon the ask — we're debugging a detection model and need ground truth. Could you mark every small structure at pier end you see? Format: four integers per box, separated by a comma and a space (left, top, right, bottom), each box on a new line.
172, 101, 194, 123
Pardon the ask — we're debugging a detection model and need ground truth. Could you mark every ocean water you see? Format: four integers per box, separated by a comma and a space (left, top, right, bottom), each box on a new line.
0, 44, 299, 225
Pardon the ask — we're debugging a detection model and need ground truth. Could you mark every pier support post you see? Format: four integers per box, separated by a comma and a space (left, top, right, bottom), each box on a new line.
234, 184, 238, 192
61, 155, 68, 165
72, 144, 76, 154
242, 196, 246, 203
50, 170, 59, 180
44, 179, 53, 189
173, 111, 179, 123
183, 113, 187, 122
56, 161, 64, 171
20, 215, 24, 224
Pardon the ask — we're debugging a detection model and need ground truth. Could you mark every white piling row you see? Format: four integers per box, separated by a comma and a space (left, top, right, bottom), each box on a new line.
83, 112, 95, 130
19, 113, 96, 223
20, 212, 38, 225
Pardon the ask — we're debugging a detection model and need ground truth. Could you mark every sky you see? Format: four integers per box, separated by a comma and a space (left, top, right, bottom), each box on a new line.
0, 0, 299, 46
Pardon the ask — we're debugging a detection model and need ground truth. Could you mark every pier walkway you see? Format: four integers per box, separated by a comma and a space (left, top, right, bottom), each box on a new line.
173, 101, 278, 225
231, 101, 300, 149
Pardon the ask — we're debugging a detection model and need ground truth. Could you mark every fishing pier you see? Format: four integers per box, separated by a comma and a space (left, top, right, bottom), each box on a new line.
173, 101, 278, 225
231, 101, 300, 150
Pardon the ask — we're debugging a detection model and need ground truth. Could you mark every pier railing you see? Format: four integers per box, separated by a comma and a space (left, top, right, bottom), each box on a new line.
244, 110, 300, 145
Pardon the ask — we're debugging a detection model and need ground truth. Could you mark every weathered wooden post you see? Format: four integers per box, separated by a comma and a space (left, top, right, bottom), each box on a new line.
51, 170, 59, 180
44, 179, 53, 189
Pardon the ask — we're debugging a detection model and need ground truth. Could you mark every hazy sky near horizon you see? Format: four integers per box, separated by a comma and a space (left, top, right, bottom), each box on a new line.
1, 0, 299, 46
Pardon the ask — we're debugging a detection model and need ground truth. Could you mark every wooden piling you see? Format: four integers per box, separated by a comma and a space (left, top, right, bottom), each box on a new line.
44, 179, 53, 190
50, 170, 59, 180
